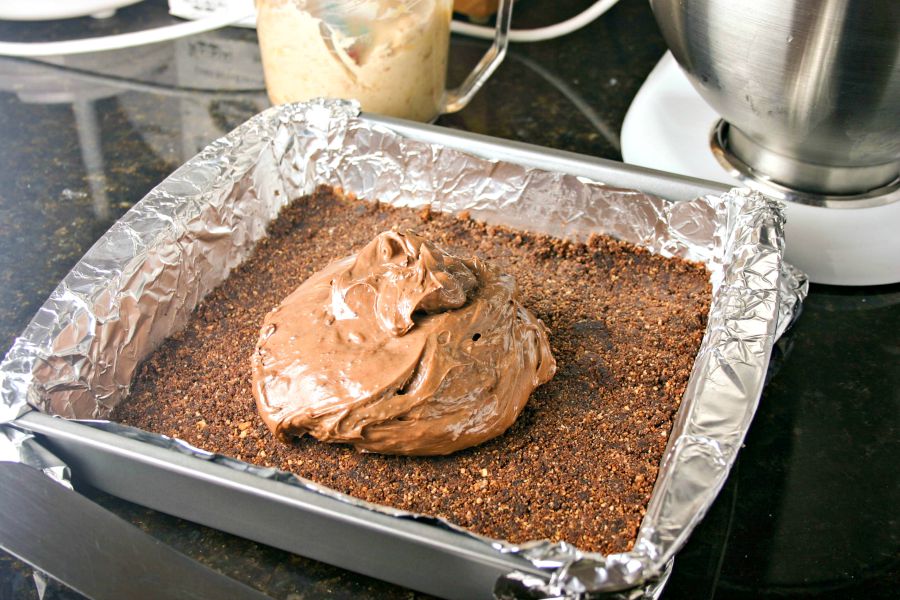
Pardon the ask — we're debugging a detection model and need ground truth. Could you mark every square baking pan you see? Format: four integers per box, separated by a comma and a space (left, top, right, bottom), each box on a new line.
1, 100, 805, 599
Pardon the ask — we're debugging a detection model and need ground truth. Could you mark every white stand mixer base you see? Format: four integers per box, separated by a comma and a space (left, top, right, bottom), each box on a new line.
622, 52, 900, 286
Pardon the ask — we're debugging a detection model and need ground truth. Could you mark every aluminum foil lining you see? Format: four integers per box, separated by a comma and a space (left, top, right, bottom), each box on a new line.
0, 99, 807, 598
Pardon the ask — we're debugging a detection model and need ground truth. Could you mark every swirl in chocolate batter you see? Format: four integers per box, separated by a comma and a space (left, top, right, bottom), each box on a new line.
251, 230, 556, 455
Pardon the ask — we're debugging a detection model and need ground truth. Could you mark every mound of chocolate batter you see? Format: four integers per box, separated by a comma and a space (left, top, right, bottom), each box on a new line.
252, 230, 555, 455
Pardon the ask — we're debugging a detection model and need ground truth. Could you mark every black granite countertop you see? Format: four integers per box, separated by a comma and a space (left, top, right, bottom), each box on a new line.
0, 1, 897, 598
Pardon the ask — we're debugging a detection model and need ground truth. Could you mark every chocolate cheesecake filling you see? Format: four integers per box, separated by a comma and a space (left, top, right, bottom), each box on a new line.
251, 230, 555, 455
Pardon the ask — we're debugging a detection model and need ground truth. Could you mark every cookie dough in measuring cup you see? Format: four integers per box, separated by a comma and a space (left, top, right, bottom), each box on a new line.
256, 0, 512, 121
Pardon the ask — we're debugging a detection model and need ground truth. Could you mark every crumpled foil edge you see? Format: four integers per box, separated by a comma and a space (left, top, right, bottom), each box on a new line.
0, 99, 808, 599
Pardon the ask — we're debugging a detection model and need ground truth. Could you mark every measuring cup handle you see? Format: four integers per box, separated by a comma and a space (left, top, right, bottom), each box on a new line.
441, 0, 513, 114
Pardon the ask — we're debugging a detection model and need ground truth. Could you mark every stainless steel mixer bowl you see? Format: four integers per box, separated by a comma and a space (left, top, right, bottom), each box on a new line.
650, 0, 900, 196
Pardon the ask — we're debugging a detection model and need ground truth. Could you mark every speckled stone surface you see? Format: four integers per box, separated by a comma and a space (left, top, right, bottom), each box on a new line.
0, 0, 897, 598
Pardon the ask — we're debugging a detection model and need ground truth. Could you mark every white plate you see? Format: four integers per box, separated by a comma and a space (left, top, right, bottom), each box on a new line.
0, 0, 144, 20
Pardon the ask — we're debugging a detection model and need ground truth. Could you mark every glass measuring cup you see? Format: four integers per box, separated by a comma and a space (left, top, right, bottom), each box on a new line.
256, 0, 512, 122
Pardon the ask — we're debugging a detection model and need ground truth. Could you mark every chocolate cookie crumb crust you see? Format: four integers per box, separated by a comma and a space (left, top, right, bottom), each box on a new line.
113, 186, 712, 554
